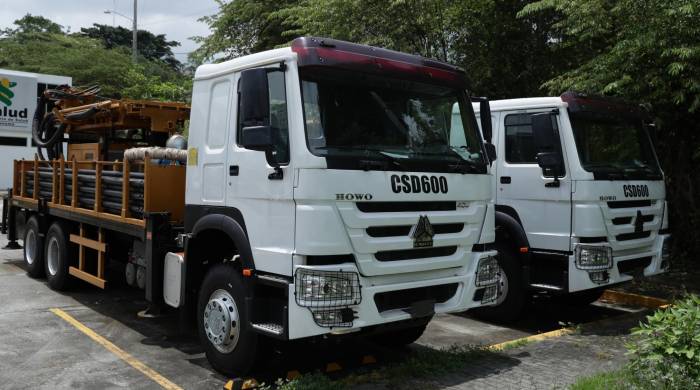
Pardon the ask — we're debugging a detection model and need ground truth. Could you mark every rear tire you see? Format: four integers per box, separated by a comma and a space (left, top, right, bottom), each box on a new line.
23, 216, 45, 278
44, 222, 73, 291
197, 263, 260, 376
472, 243, 526, 323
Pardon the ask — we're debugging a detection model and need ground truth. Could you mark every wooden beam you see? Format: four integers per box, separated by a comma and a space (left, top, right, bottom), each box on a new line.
70, 233, 107, 252
33, 155, 38, 200
51, 160, 58, 204
71, 158, 77, 207
94, 162, 102, 212
69, 266, 106, 289
97, 228, 105, 279
59, 156, 65, 205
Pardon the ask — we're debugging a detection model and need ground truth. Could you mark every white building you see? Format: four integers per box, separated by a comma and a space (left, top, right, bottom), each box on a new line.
0, 69, 72, 188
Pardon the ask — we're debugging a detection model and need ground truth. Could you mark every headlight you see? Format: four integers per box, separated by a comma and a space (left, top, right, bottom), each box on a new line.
476, 256, 500, 287
575, 245, 613, 270
294, 269, 361, 307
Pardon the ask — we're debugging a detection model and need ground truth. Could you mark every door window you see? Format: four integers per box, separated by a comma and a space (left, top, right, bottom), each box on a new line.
504, 112, 564, 176
237, 69, 290, 165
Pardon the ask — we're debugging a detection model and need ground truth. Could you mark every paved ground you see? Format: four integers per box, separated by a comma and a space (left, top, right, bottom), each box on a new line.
0, 230, 654, 390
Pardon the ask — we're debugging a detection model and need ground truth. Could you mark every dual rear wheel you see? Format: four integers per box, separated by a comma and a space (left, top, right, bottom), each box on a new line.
22, 217, 72, 290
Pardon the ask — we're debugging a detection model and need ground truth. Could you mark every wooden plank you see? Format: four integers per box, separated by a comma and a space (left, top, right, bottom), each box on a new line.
20, 160, 25, 197
51, 160, 58, 204
71, 158, 77, 207
50, 203, 145, 227
97, 228, 105, 279
77, 225, 85, 270
59, 157, 65, 205
69, 267, 106, 289
145, 164, 186, 222
143, 154, 150, 213
70, 233, 107, 252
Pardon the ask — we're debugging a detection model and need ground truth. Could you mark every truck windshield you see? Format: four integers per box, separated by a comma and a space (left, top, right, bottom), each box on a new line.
570, 114, 662, 180
299, 69, 486, 174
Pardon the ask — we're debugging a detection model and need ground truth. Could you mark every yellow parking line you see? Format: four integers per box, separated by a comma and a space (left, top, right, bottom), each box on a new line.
50, 308, 183, 390
600, 289, 669, 309
488, 327, 574, 351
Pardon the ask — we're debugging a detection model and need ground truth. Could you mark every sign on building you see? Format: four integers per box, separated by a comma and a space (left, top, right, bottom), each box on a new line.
0, 73, 37, 132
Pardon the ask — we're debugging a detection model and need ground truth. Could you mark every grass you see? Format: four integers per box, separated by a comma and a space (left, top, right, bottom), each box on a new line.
570, 369, 634, 390
259, 344, 496, 389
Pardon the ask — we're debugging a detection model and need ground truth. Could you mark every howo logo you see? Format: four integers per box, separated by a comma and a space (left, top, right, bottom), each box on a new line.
0, 78, 17, 106
336, 193, 373, 201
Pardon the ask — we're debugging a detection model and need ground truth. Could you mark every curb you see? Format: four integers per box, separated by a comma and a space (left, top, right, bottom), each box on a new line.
600, 289, 670, 309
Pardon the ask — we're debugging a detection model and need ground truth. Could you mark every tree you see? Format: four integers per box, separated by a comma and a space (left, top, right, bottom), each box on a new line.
1, 14, 63, 36
189, 0, 298, 64
0, 16, 190, 101
521, 0, 700, 259
78, 24, 181, 69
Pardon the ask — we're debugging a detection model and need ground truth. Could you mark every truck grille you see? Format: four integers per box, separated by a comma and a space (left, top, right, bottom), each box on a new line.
374, 283, 458, 312
375, 246, 458, 262
337, 200, 485, 276
617, 257, 652, 275
356, 201, 456, 212
599, 199, 662, 252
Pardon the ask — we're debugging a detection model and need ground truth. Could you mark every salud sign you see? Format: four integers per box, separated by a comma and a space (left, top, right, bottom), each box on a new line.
0, 73, 37, 132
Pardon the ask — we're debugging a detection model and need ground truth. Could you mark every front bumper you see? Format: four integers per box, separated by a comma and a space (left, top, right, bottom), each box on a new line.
286, 249, 498, 340
568, 234, 671, 292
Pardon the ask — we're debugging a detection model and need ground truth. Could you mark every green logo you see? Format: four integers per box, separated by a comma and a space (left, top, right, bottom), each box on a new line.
0, 78, 18, 106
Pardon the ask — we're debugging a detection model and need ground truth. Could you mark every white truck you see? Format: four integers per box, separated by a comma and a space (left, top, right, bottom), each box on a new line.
471, 92, 671, 321
4, 37, 501, 375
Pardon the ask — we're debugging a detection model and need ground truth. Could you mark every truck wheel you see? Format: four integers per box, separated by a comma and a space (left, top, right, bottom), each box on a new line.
44, 222, 73, 291
197, 263, 259, 376
560, 288, 605, 306
23, 216, 45, 278
472, 243, 526, 323
372, 321, 429, 347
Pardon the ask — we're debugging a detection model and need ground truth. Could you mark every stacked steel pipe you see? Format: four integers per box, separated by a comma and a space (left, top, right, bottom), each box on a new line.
24, 166, 144, 218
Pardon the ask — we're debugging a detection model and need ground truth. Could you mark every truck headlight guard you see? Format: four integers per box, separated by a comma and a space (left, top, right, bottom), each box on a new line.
294, 269, 361, 327
475, 256, 500, 287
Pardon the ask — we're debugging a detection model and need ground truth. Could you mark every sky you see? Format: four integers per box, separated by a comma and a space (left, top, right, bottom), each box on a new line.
0, 0, 221, 63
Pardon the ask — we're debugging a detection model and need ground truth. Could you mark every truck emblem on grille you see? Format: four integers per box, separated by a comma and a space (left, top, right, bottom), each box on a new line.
410, 215, 434, 248
634, 210, 644, 233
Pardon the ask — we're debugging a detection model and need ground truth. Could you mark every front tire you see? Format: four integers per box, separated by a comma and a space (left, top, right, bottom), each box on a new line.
23, 216, 45, 278
472, 243, 526, 323
44, 221, 73, 291
197, 263, 260, 376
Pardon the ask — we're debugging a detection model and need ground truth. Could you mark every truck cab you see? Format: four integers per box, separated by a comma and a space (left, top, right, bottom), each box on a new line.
472, 92, 671, 321
184, 37, 500, 373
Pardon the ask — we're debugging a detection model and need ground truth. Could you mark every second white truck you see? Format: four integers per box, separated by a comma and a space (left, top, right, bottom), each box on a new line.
472, 92, 671, 321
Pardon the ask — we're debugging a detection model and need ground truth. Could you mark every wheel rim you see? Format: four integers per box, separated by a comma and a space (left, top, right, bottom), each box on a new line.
494, 267, 509, 306
203, 289, 240, 353
25, 229, 37, 265
47, 236, 60, 276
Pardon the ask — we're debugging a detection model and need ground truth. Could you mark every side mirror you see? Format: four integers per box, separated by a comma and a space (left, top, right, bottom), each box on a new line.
532, 112, 564, 177
479, 100, 493, 143
240, 125, 273, 151
239, 68, 270, 130
484, 143, 497, 165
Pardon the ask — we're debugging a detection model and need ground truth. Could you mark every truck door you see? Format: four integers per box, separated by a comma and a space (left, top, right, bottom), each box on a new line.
496, 109, 572, 251
227, 65, 296, 276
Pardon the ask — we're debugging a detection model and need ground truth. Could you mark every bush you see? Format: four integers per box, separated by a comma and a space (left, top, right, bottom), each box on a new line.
627, 295, 700, 388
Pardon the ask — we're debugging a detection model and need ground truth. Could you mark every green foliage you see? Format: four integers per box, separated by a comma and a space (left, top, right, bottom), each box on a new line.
0, 15, 190, 102
78, 24, 181, 69
626, 295, 700, 389
190, 0, 296, 64
1, 13, 63, 36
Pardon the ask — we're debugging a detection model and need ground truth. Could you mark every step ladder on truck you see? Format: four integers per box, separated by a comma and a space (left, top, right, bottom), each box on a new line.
3, 37, 503, 375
